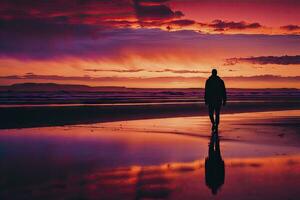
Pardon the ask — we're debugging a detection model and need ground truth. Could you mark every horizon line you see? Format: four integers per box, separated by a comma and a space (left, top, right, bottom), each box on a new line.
0, 82, 299, 90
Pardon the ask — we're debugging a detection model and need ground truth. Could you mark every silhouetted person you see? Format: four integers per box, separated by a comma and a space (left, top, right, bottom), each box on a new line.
205, 131, 225, 195
205, 69, 227, 131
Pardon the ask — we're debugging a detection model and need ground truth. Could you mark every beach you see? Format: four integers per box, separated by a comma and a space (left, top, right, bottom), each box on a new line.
1, 87, 300, 129
1, 100, 300, 129
1, 109, 299, 199
1, 0, 300, 199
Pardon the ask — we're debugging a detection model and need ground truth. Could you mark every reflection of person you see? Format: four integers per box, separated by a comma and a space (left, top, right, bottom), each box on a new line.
205, 132, 225, 195
205, 69, 227, 131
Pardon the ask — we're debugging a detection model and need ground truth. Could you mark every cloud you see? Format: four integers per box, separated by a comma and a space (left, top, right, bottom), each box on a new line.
0, 0, 279, 34
2, 73, 300, 88
208, 20, 262, 31
138, 0, 170, 4
84, 68, 210, 74
225, 55, 300, 65
1, 74, 299, 83
0, 23, 299, 63
0, 0, 135, 22
0, 0, 179, 31
0, 74, 207, 86
133, 0, 183, 21
280, 25, 300, 31
165, 19, 196, 27
0, 19, 109, 59
0, 0, 298, 36
150, 69, 210, 74
0, 25, 299, 65
223, 75, 300, 82
84, 69, 144, 73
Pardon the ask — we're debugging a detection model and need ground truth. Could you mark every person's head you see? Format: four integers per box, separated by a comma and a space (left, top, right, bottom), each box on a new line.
212, 69, 217, 76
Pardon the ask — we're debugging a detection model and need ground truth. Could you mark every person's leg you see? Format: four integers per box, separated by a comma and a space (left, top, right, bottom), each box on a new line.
208, 104, 215, 128
215, 104, 221, 127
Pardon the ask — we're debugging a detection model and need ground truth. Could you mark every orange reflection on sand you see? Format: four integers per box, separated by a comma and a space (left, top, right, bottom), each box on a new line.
1, 110, 300, 199
3, 155, 299, 199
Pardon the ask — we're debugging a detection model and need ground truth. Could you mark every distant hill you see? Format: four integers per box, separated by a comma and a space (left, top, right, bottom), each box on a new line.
0, 82, 299, 92
0, 83, 127, 92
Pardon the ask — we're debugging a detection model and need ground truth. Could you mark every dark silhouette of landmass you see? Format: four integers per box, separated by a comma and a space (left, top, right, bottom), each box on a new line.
0, 83, 126, 92
0, 82, 300, 93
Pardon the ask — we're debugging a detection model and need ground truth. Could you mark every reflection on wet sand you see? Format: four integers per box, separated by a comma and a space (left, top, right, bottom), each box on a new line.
1, 154, 300, 199
1, 110, 300, 199
205, 131, 225, 195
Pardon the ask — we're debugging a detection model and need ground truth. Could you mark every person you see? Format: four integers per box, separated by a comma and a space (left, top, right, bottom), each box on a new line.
204, 69, 227, 132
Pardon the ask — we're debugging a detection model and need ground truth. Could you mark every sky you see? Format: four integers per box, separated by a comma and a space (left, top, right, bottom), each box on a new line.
0, 0, 299, 88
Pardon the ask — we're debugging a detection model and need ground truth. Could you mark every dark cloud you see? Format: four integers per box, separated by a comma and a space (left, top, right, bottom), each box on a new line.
0, 19, 109, 59
208, 20, 262, 31
0, 0, 134, 22
166, 19, 195, 27
225, 55, 300, 65
133, 0, 183, 21
280, 25, 300, 31
138, 0, 170, 3
0, 18, 102, 39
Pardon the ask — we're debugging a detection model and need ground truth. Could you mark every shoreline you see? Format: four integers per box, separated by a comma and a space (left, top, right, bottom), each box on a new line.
1, 101, 300, 129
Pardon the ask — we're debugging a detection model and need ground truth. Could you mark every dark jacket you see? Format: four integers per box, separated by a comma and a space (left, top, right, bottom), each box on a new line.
205, 75, 227, 105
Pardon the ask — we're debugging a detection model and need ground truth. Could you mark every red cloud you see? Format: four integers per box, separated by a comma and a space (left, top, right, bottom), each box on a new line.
225, 55, 300, 65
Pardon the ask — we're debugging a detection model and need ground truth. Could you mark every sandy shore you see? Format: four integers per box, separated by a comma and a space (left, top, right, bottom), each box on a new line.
1, 101, 300, 129
0, 110, 299, 199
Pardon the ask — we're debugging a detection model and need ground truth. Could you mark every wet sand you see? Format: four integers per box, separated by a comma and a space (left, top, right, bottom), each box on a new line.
1, 101, 300, 129
0, 110, 300, 199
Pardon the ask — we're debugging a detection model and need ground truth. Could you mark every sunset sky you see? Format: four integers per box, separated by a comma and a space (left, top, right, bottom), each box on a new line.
0, 0, 299, 88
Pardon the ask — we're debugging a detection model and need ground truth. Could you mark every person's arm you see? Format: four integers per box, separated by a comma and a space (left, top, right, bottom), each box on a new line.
222, 80, 227, 106
204, 80, 208, 105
